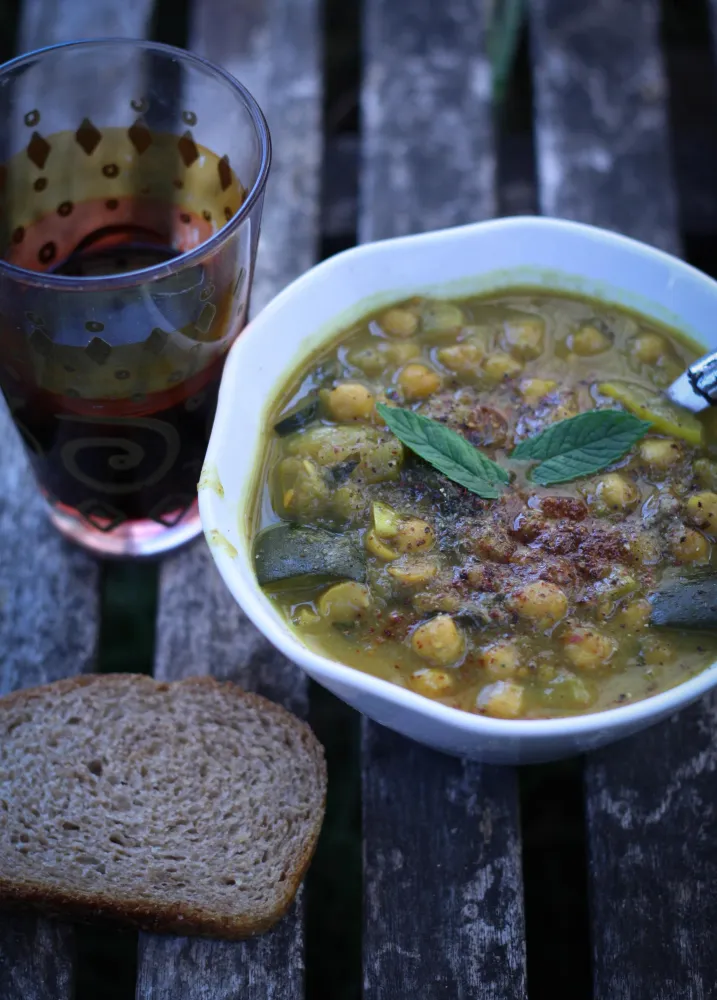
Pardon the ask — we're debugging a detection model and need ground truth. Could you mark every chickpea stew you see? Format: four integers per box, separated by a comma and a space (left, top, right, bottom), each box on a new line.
251, 291, 717, 720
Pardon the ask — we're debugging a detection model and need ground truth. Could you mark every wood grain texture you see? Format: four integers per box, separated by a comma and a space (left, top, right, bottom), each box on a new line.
17, 0, 155, 52
0, 917, 74, 1000
530, 2, 717, 997
362, 729, 525, 1000
359, 3, 525, 997
136, 1, 321, 997
360, 0, 495, 242
529, 0, 680, 254
137, 914, 304, 1000
0, 416, 99, 696
0, 3, 156, 995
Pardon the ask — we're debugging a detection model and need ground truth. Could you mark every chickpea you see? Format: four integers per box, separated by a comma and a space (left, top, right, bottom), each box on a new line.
347, 345, 385, 376
437, 341, 484, 375
421, 301, 464, 333
372, 501, 401, 538
394, 517, 436, 554
397, 363, 442, 400
593, 472, 640, 513
561, 626, 617, 671
694, 458, 717, 492
365, 529, 400, 561
476, 681, 525, 719
482, 351, 523, 382
479, 639, 521, 679
571, 323, 612, 356
409, 668, 457, 699
318, 582, 371, 623
641, 635, 676, 666
510, 581, 568, 625
639, 437, 683, 471
628, 532, 661, 566
632, 332, 667, 364
686, 491, 717, 535
380, 306, 418, 338
383, 341, 421, 365
369, 393, 398, 425
503, 316, 545, 360
388, 557, 438, 587
671, 527, 710, 564
615, 598, 651, 631
519, 378, 557, 403
327, 382, 375, 422
411, 615, 465, 666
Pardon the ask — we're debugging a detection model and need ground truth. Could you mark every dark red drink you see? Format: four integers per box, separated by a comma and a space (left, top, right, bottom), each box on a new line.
0, 156, 251, 555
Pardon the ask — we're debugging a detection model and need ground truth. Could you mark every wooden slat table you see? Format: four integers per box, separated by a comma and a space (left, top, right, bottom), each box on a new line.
359, 3, 526, 998
530, 1, 717, 996
1, 1, 717, 998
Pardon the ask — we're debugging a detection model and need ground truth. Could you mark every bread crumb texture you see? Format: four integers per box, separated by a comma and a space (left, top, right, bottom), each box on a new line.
0, 675, 326, 939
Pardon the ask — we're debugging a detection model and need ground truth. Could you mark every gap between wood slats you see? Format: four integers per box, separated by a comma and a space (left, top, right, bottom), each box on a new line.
134, 2, 322, 998
304, 1, 363, 998
529, 1, 717, 998
359, 2, 527, 999
0, 4, 155, 1000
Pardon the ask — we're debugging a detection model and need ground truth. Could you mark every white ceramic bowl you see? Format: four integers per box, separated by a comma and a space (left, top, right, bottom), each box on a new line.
200, 216, 717, 764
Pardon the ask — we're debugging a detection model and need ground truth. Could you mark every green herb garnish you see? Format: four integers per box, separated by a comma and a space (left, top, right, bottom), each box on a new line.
511, 409, 651, 485
376, 403, 509, 499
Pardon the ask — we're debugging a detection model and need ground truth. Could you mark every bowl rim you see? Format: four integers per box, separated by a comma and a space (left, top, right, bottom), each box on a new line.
200, 214, 717, 742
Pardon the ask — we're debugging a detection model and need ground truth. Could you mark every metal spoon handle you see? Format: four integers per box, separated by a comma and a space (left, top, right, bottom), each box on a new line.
666, 351, 717, 412
687, 352, 717, 403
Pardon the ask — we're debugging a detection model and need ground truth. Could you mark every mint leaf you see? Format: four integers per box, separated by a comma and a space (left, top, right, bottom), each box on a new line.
511, 409, 651, 485
376, 403, 509, 499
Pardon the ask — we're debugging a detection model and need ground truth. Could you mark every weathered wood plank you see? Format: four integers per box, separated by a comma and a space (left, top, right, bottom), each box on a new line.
363, 729, 525, 1000
359, 2, 526, 997
17, 0, 153, 53
530, 2, 717, 997
360, 0, 495, 242
137, 915, 304, 1000
135, 2, 321, 997
529, 0, 679, 254
0, 917, 74, 1000
0, 7, 155, 998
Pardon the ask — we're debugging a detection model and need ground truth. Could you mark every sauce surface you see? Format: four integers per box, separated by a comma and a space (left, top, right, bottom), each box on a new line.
252, 291, 717, 719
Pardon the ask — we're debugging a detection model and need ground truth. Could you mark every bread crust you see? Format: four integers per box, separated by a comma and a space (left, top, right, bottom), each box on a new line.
0, 674, 327, 940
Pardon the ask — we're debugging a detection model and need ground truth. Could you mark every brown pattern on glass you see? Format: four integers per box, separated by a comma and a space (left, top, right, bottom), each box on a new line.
177, 131, 199, 167
75, 118, 102, 155
27, 132, 51, 168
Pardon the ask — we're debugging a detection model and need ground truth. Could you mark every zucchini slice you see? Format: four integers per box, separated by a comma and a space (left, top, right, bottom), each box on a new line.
254, 523, 366, 585
649, 577, 717, 629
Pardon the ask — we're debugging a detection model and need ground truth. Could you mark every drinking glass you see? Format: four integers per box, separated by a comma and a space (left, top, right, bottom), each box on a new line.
0, 39, 270, 557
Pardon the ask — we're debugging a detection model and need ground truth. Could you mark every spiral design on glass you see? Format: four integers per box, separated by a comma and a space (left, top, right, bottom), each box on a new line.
57, 415, 180, 495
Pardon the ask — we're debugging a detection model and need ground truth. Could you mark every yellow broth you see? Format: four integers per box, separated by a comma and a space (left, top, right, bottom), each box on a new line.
252, 291, 717, 719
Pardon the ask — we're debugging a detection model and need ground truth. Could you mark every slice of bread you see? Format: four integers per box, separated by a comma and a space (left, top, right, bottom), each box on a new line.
0, 674, 326, 939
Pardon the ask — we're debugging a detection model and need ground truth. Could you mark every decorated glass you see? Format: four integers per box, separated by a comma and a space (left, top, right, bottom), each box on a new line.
0, 39, 270, 556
